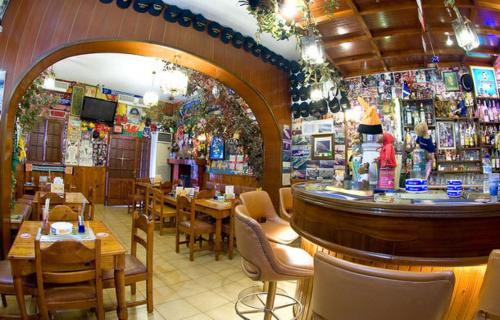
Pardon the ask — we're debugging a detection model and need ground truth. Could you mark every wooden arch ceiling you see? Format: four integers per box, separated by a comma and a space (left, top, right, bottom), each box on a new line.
310, 0, 500, 77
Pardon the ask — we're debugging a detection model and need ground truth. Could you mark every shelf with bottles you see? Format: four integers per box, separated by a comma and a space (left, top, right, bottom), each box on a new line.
436, 149, 480, 162
476, 98, 500, 123
400, 99, 435, 133
435, 117, 478, 122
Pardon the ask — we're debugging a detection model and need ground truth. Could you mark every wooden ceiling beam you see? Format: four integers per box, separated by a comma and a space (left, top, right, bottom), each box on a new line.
476, 0, 500, 11
344, 60, 464, 78
324, 34, 371, 48
333, 53, 378, 65
370, 26, 500, 40
314, 8, 356, 25
359, 0, 474, 15
343, 0, 388, 71
382, 48, 495, 59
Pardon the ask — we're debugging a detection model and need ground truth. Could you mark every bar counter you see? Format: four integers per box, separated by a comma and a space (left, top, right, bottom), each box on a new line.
291, 183, 500, 320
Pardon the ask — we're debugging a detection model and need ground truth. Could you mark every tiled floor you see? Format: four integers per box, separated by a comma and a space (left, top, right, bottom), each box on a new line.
1, 205, 297, 319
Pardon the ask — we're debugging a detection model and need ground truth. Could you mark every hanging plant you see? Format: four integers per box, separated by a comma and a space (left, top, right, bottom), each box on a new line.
16, 70, 59, 134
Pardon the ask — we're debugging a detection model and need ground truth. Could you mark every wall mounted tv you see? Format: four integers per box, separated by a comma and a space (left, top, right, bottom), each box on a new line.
81, 97, 117, 126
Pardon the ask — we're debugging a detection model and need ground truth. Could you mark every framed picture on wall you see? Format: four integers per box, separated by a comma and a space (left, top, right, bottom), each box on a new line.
470, 66, 499, 98
311, 134, 334, 160
84, 85, 97, 97
436, 121, 456, 150
442, 71, 459, 91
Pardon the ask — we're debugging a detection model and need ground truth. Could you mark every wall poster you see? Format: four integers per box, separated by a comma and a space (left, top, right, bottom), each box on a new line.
470, 66, 499, 98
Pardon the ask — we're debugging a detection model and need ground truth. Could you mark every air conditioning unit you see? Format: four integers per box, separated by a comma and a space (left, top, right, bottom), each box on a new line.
158, 131, 172, 144
52, 80, 71, 93
118, 93, 147, 108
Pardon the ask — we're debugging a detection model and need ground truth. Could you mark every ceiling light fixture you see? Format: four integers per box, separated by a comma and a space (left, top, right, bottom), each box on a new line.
300, 31, 325, 65
160, 55, 189, 100
280, 0, 299, 19
310, 82, 324, 101
445, 33, 454, 46
143, 71, 159, 107
445, 0, 479, 51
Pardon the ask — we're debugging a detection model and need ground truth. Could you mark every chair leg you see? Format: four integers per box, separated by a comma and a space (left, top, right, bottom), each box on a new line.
131, 283, 136, 295
146, 277, 153, 313
1, 294, 6, 307
189, 233, 195, 261
264, 281, 277, 320
175, 230, 180, 253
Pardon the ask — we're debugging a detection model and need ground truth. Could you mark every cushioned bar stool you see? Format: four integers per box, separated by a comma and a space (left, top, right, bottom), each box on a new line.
278, 187, 293, 221
234, 205, 313, 320
239, 190, 299, 244
311, 252, 455, 320
476, 250, 500, 320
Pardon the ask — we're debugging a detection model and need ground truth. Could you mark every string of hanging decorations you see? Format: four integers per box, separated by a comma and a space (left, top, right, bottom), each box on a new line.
239, 0, 346, 101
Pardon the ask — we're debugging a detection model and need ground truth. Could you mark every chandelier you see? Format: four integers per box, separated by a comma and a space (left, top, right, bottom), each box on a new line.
160, 56, 189, 99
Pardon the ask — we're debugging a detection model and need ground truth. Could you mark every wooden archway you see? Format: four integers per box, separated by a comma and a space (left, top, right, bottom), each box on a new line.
0, 1, 290, 256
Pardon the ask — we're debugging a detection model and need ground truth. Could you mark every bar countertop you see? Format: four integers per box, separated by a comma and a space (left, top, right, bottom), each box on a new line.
291, 183, 500, 266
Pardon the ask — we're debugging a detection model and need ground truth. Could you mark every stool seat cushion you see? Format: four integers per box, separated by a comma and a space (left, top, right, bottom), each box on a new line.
261, 219, 299, 244
271, 242, 314, 278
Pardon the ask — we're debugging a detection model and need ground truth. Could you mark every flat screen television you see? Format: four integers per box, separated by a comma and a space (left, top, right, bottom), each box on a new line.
81, 97, 117, 126
209, 137, 225, 160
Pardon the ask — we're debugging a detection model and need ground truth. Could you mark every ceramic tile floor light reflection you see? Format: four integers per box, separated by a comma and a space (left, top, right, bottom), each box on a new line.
1, 205, 297, 319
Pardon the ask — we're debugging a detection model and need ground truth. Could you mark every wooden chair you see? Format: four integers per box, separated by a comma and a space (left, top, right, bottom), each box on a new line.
175, 196, 215, 261
34, 237, 104, 320
47, 205, 79, 222
127, 180, 146, 214
158, 181, 173, 194
85, 187, 96, 220
152, 188, 176, 235
144, 186, 154, 218
0, 260, 36, 315
103, 211, 154, 313
37, 192, 64, 220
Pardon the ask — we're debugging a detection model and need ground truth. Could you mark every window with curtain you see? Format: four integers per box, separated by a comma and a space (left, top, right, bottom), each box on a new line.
27, 118, 64, 163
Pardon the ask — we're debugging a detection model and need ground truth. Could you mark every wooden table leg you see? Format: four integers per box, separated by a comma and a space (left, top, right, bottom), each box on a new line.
10, 260, 28, 320
215, 217, 222, 261
114, 254, 127, 320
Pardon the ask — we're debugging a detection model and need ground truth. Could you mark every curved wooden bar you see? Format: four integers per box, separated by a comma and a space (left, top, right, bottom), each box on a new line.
291, 183, 500, 320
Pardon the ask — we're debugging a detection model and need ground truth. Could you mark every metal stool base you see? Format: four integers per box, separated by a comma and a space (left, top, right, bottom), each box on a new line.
235, 291, 303, 320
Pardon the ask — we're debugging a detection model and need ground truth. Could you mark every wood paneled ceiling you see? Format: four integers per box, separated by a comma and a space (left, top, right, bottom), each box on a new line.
311, 0, 500, 77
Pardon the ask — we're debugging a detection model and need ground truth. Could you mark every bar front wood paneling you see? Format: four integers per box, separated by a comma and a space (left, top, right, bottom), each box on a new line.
0, 0, 291, 256
291, 183, 500, 320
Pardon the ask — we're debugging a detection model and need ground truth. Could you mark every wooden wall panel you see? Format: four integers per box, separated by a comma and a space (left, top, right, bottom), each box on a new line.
0, 0, 291, 256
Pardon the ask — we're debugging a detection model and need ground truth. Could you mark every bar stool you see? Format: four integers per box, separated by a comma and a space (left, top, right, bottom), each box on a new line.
239, 190, 299, 244
278, 187, 293, 221
234, 205, 313, 320
311, 252, 455, 320
476, 250, 500, 319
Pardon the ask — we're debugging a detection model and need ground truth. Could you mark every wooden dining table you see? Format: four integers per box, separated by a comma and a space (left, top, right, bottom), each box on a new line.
163, 195, 233, 260
32, 192, 89, 221
8, 220, 128, 320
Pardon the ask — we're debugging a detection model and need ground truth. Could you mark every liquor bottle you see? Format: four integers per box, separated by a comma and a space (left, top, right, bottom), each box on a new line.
419, 104, 426, 125
406, 108, 413, 126
460, 124, 465, 147
473, 126, 478, 147
481, 128, 487, 145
